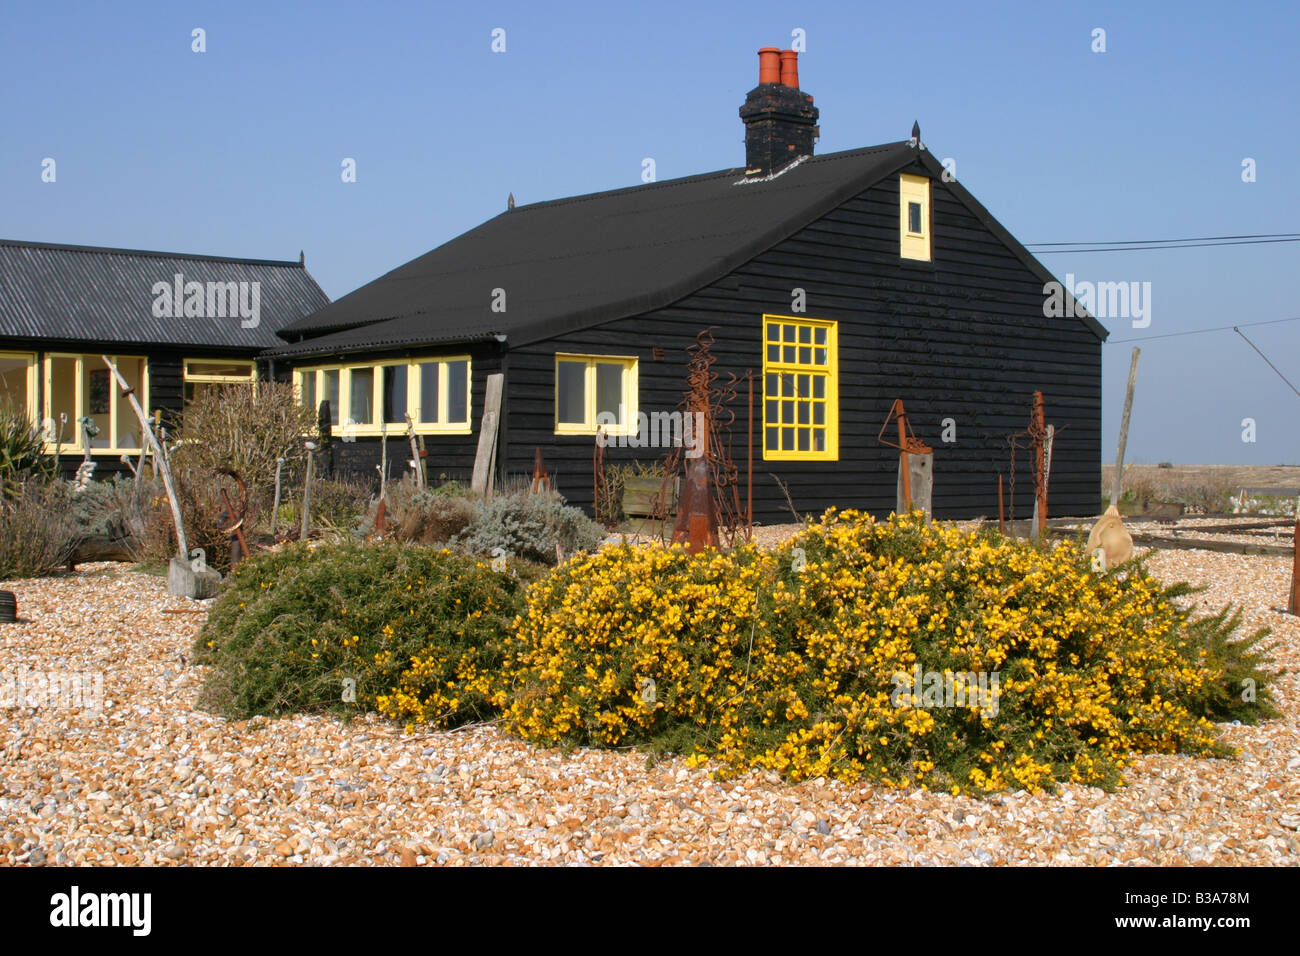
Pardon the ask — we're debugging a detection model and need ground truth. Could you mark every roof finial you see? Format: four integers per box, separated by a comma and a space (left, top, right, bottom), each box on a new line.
299, 250, 305, 266
507, 192, 515, 211
909, 121, 921, 149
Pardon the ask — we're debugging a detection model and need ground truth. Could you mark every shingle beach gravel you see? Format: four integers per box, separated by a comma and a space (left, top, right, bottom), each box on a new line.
2, 530, 1297, 866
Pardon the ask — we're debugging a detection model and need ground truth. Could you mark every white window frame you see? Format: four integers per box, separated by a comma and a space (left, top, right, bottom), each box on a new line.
553, 353, 639, 436
294, 356, 472, 437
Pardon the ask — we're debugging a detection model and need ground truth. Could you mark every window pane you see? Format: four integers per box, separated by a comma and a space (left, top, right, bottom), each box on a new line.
909, 201, 923, 234
814, 327, 827, 345
0, 357, 29, 415
186, 360, 251, 379
595, 363, 623, 423
764, 399, 778, 424
767, 344, 779, 363
812, 377, 826, 399
797, 429, 810, 452
113, 357, 144, 449
766, 324, 779, 342
48, 357, 78, 442
323, 370, 340, 426
348, 368, 374, 426
446, 361, 468, 423
301, 372, 317, 412
86, 360, 111, 448
556, 361, 586, 425
419, 363, 439, 423
798, 325, 812, 344
383, 365, 408, 423
782, 325, 795, 342
812, 428, 826, 452
783, 345, 796, 363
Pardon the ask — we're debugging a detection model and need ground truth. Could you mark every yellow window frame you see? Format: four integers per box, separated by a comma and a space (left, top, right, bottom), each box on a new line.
553, 353, 639, 436
183, 358, 256, 403
900, 173, 931, 261
762, 315, 838, 461
0, 350, 39, 426
294, 356, 472, 437
41, 353, 151, 455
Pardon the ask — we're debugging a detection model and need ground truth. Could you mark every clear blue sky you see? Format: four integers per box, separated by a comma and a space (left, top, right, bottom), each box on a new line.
3, 0, 1297, 465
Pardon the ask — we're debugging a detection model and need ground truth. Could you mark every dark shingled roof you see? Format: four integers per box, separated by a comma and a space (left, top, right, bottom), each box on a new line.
0, 239, 330, 350
271, 141, 1105, 359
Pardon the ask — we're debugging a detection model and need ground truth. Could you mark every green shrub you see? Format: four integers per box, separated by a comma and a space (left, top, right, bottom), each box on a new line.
0, 481, 77, 579
194, 542, 528, 723
454, 490, 605, 564
0, 401, 52, 494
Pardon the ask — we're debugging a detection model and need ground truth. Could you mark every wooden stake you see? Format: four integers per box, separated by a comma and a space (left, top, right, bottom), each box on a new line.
998, 473, 1005, 534
270, 457, 285, 538
1110, 347, 1141, 509
101, 356, 187, 558
472, 373, 504, 497
300, 448, 315, 540
1290, 499, 1300, 616
404, 414, 425, 490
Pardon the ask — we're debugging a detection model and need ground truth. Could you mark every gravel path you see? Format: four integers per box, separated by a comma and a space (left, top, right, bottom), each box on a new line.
2, 546, 1298, 867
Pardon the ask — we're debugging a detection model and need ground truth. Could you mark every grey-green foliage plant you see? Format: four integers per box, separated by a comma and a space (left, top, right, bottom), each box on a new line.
454, 490, 605, 564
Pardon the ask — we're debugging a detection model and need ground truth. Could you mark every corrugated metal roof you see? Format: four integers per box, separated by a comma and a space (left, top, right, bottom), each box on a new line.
0, 239, 330, 350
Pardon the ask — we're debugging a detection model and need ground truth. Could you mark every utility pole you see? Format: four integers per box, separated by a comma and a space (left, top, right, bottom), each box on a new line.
1110, 347, 1141, 509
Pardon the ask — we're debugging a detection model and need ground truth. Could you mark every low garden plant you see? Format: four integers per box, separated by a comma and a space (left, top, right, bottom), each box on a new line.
194, 542, 532, 722
194, 510, 1278, 796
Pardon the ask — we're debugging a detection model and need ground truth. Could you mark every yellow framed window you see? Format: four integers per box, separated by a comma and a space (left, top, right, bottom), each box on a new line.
41, 354, 149, 454
0, 351, 38, 424
183, 358, 256, 404
554, 353, 638, 435
295, 356, 471, 436
762, 315, 838, 461
900, 173, 931, 261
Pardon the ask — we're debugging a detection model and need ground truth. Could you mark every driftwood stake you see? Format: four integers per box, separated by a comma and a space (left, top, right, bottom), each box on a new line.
1110, 347, 1141, 508
101, 356, 187, 558
301, 443, 316, 540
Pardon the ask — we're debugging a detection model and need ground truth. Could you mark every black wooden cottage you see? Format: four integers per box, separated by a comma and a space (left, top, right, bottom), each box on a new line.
0, 239, 329, 477
269, 48, 1107, 521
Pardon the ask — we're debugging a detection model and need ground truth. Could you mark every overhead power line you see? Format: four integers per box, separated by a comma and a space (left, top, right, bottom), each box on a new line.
1108, 315, 1300, 344
1028, 232, 1300, 248
1234, 327, 1300, 401
1029, 235, 1300, 254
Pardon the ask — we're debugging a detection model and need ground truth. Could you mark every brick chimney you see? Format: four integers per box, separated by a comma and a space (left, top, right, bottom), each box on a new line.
739, 47, 819, 176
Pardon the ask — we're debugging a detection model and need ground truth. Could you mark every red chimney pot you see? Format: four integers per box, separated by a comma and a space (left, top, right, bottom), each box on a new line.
757, 47, 781, 85
779, 49, 800, 89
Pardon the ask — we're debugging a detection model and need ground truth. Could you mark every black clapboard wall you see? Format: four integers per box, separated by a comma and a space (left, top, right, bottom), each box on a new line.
501, 162, 1102, 522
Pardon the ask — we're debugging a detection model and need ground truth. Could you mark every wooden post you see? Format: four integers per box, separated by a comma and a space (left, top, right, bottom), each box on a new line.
379, 427, 388, 502
1290, 500, 1300, 616
746, 370, 754, 533
998, 474, 1005, 534
1110, 347, 1141, 509
270, 457, 285, 538
300, 445, 316, 540
101, 356, 187, 558
471, 373, 504, 497
404, 414, 425, 489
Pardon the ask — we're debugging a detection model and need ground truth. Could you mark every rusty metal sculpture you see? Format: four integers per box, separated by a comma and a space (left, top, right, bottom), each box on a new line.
654, 328, 750, 550
532, 446, 551, 494
214, 468, 252, 565
1006, 391, 1059, 540
877, 398, 932, 513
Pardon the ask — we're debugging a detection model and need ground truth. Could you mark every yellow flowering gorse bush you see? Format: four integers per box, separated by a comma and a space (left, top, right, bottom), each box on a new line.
495, 510, 1275, 794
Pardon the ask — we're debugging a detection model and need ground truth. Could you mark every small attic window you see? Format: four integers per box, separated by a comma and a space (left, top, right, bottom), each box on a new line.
899, 174, 931, 261
907, 202, 923, 235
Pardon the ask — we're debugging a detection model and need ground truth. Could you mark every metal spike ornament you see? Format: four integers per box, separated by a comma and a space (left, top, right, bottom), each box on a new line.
660, 328, 748, 551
